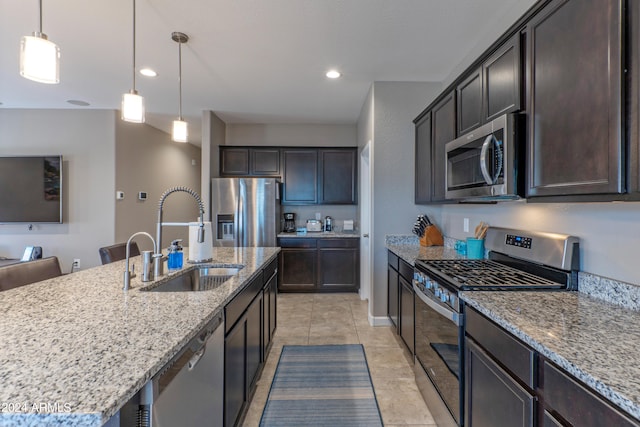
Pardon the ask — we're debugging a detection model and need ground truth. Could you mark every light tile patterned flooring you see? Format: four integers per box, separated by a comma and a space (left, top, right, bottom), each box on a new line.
242, 293, 437, 427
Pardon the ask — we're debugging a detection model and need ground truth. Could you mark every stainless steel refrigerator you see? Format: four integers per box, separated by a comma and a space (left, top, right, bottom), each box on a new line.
211, 178, 280, 247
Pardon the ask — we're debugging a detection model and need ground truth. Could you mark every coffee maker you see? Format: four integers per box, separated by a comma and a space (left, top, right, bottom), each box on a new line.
283, 212, 296, 232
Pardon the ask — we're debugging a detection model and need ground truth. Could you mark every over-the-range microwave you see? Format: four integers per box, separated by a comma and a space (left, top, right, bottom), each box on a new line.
445, 113, 524, 201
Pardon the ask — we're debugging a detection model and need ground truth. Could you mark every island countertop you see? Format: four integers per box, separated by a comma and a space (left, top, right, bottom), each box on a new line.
0, 246, 280, 427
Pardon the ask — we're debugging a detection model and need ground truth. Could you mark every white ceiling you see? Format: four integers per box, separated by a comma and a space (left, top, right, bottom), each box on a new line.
1, 0, 533, 144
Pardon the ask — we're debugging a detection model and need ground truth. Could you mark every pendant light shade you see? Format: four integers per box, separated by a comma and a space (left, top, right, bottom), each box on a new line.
122, 91, 145, 123
20, 1, 60, 84
171, 32, 189, 143
172, 120, 188, 143
122, 0, 145, 123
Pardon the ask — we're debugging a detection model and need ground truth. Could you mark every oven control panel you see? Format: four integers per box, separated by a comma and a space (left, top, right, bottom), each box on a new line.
413, 270, 458, 311
505, 234, 532, 249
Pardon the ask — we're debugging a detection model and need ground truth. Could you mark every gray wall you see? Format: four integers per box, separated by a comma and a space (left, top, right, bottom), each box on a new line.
115, 120, 201, 252
201, 111, 226, 221
0, 109, 116, 271
364, 82, 442, 318
226, 124, 356, 147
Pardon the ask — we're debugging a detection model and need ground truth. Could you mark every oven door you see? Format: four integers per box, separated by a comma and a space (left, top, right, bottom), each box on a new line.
414, 283, 463, 426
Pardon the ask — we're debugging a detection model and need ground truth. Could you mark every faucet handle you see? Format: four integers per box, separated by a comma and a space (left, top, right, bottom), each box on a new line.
130, 263, 136, 278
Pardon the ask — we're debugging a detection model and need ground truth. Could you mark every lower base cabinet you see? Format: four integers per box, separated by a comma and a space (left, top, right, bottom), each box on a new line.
399, 276, 415, 355
224, 256, 279, 427
387, 250, 414, 355
278, 238, 359, 292
465, 306, 640, 427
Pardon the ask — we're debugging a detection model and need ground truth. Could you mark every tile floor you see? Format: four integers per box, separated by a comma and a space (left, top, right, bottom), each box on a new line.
242, 293, 437, 427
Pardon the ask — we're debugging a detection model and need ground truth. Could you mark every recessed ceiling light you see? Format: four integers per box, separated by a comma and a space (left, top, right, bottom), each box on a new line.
326, 70, 341, 79
140, 68, 157, 77
67, 100, 90, 106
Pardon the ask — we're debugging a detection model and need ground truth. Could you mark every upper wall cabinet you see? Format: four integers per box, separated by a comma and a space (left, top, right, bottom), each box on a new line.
483, 33, 522, 122
220, 147, 280, 177
282, 149, 318, 204
526, 0, 623, 197
457, 68, 483, 135
415, 112, 432, 204
318, 149, 357, 204
431, 92, 456, 202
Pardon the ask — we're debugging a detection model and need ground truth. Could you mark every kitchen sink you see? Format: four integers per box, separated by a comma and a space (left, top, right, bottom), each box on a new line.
143, 264, 244, 292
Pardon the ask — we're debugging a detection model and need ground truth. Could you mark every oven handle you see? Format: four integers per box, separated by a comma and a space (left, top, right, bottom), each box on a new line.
413, 283, 460, 326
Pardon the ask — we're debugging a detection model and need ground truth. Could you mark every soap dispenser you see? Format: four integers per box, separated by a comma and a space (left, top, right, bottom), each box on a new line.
167, 239, 184, 271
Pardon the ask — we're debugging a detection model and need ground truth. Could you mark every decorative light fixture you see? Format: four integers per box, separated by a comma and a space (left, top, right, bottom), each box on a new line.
20, 0, 60, 84
139, 68, 157, 77
122, 0, 145, 123
326, 70, 341, 79
171, 32, 189, 143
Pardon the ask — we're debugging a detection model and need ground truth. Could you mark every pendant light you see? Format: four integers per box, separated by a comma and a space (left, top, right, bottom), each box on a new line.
171, 32, 189, 143
20, 0, 60, 84
122, 0, 145, 123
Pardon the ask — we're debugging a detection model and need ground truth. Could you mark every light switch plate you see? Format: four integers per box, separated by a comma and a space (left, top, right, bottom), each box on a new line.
116, 191, 125, 200
464, 218, 469, 233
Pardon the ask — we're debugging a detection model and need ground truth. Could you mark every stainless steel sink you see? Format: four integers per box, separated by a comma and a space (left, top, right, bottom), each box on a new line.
144, 265, 244, 292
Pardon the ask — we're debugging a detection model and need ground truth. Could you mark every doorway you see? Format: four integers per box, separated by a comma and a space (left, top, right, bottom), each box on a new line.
359, 142, 372, 317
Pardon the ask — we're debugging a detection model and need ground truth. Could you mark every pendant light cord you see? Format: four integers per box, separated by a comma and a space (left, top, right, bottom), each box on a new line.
38, 0, 43, 33
132, 0, 137, 92
178, 40, 183, 120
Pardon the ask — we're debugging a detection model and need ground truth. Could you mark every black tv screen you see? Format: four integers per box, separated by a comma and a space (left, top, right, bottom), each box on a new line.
0, 156, 63, 223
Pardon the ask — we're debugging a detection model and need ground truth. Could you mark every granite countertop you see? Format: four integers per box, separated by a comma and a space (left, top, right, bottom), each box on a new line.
461, 291, 640, 421
277, 231, 360, 238
0, 247, 280, 427
385, 234, 463, 266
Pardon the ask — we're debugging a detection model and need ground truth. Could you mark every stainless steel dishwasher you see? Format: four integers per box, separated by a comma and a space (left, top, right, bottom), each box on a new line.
138, 313, 224, 427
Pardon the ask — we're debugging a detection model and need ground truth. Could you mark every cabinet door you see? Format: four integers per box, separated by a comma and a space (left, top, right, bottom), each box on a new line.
251, 149, 280, 176
387, 266, 399, 329
268, 272, 277, 343
526, 0, 623, 197
317, 245, 359, 292
262, 271, 277, 359
220, 148, 249, 176
457, 68, 483, 135
246, 293, 262, 394
318, 149, 357, 204
282, 149, 318, 204
432, 92, 456, 202
279, 248, 317, 290
224, 319, 246, 427
415, 112, 432, 204
465, 338, 535, 427
399, 276, 414, 355
484, 33, 522, 122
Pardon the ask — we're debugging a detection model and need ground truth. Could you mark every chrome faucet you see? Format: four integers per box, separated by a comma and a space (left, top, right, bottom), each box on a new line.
154, 186, 205, 278
123, 231, 157, 291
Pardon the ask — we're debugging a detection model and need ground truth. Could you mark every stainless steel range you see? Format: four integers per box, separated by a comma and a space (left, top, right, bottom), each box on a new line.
412, 227, 579, 427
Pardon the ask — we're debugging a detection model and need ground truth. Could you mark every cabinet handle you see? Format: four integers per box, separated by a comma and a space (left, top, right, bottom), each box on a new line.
362, 233, 369, 238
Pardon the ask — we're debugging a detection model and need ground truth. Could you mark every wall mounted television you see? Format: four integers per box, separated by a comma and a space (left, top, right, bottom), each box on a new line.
0, 156, 63, 223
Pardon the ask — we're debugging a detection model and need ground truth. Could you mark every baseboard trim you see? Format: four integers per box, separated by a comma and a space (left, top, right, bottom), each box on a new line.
368, 313, 392, 327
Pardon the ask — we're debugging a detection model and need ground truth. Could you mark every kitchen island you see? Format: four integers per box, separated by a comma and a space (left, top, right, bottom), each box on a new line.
0, 246, 280, 427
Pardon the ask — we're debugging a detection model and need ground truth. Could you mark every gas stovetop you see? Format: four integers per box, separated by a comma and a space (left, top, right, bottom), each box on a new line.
414, 258, 565, 291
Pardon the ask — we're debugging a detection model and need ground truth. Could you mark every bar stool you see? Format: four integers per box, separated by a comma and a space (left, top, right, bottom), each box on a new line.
99, 242, 140, 265
0, 256, 62, 292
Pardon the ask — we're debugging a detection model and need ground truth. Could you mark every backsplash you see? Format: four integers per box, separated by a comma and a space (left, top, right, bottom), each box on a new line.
578, 272, 640, 311
282, 205, 358, 231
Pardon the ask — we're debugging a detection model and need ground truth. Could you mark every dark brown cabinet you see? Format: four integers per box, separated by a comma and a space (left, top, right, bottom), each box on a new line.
526, 0, 623, 197
483, 33, 522, 122
399, 275, 415, 355
387, 250, 414, 355
224, 259, 278, 427
414, 112, 432, 204
465, 306, 640, 427
278, 238, 359, 292
457, 68, 483, 135
282, 149, 318, 204
220, 147, 280, 177
431, 92, 456, 202
318, 149, 357, 204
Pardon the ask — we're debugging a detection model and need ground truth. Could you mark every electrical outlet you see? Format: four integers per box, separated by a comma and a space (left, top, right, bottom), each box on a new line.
73, 259, 81, 270
463, 218, 470, 233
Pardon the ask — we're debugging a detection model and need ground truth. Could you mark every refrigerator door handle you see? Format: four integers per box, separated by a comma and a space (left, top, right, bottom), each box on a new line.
237, 179, 246, 246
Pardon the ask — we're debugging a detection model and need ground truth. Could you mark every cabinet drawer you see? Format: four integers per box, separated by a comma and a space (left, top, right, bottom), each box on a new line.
388, 251, 399, 271
466, 307, 535, 388
278, 238, 317, 248
543, 360, 640, 427
318, 238, 359, 248
263, 256, 278, 281
225, 273, 263, 334
399, 259, 414, 282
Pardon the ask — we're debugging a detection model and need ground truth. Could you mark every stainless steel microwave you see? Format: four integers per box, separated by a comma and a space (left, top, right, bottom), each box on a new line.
445, 113, 523, 201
